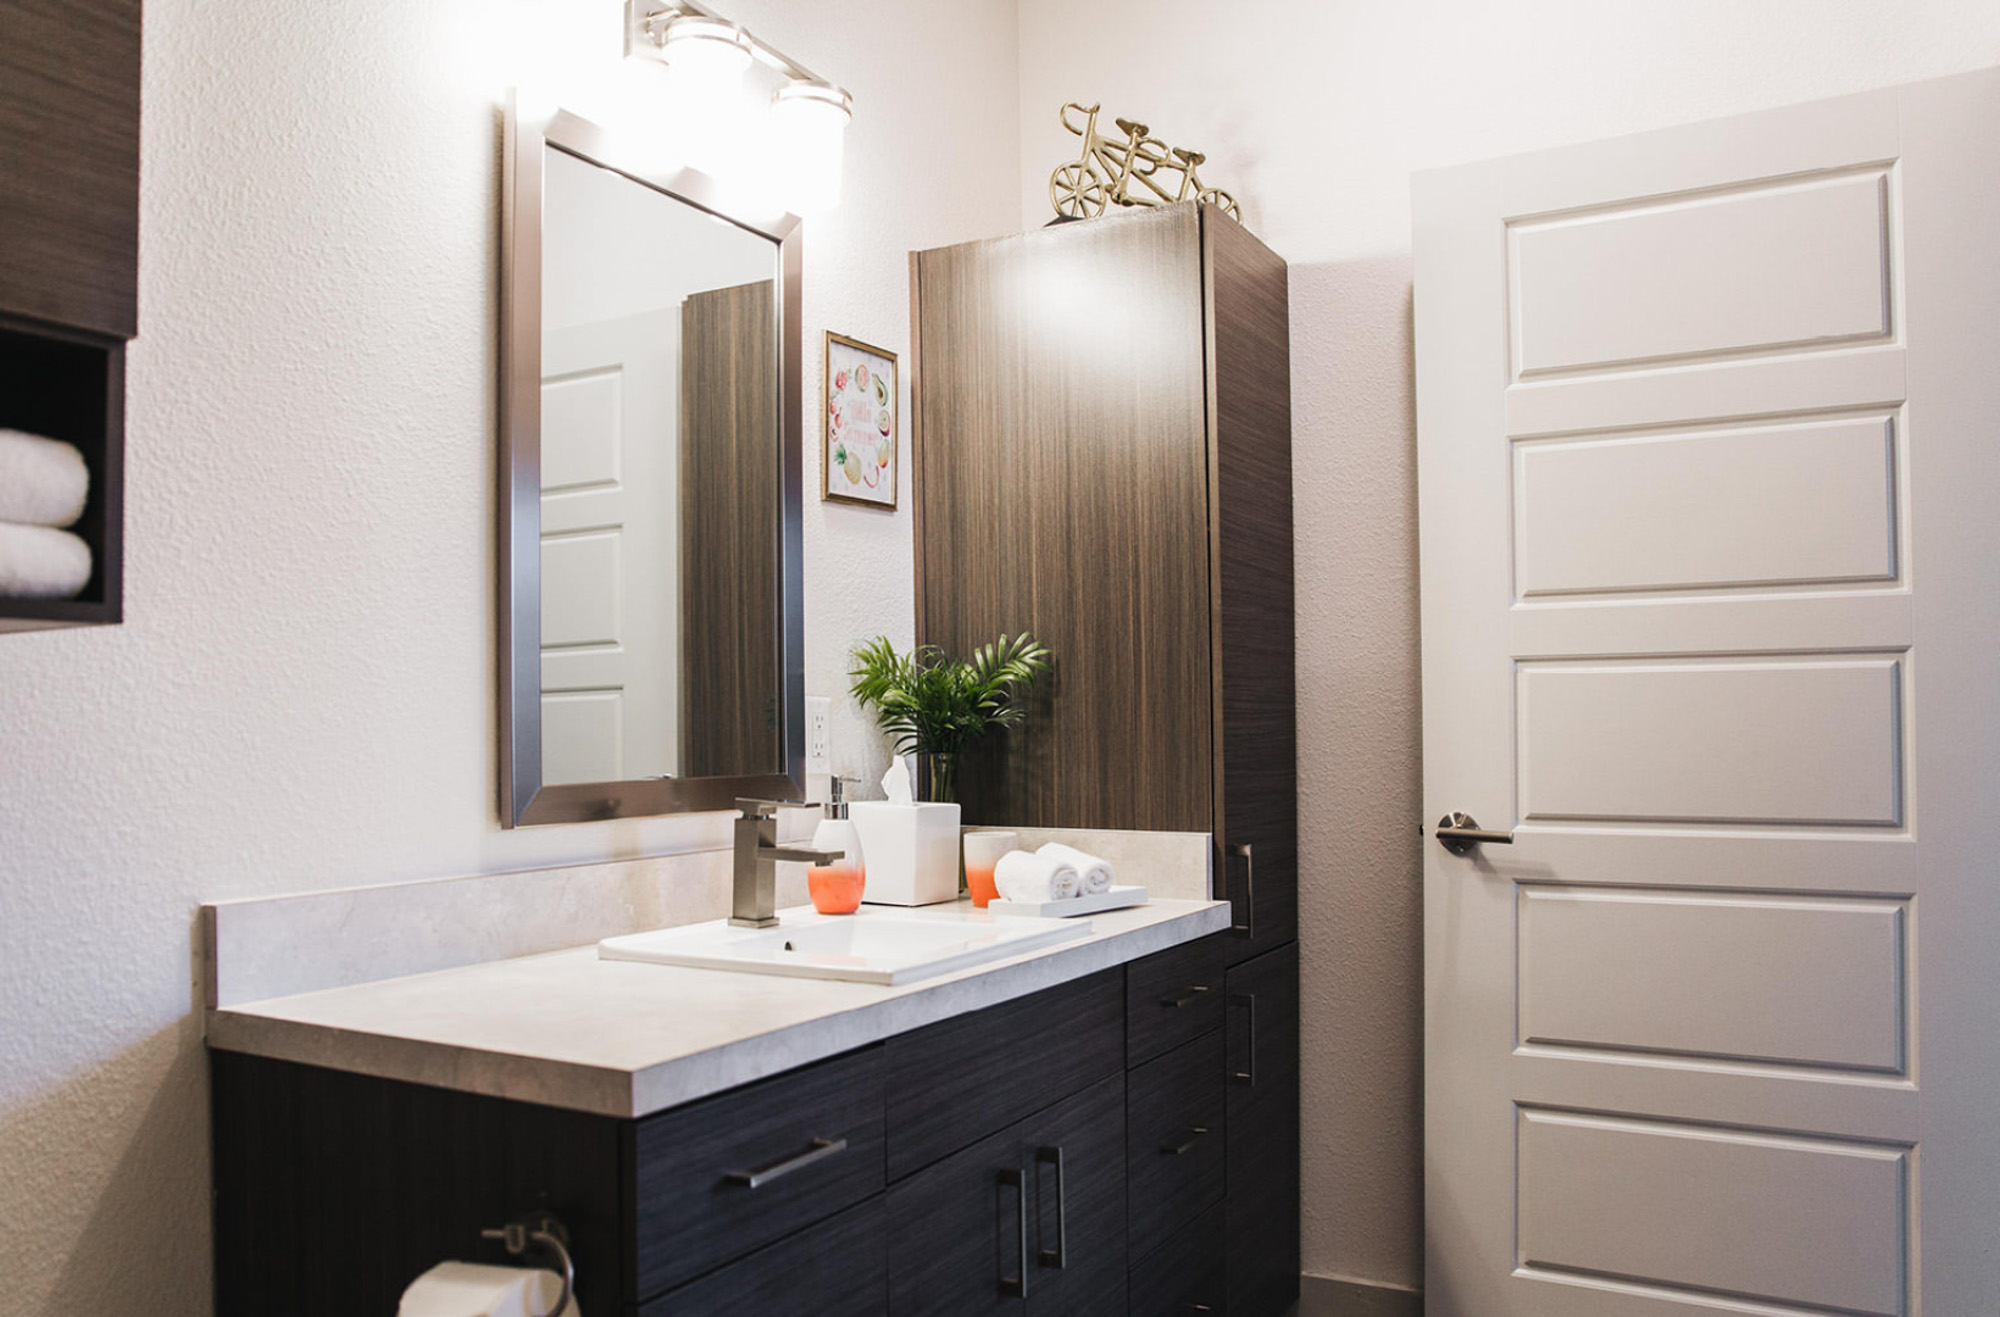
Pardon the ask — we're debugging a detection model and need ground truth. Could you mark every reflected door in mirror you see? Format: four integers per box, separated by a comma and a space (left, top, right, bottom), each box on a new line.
537, 146, 783, 786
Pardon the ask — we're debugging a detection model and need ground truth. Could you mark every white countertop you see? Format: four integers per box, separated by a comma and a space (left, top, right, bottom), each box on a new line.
206, 898, 1230, 1118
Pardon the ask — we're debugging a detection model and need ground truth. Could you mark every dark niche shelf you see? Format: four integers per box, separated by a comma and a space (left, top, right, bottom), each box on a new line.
0, 315, 125, 633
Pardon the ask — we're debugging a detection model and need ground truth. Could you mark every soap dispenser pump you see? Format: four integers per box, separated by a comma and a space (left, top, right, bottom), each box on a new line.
807, 777, 867, 915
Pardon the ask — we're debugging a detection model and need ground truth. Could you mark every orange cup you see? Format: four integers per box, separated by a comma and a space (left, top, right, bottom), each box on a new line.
961, 831, 1020, 909
808, 862, 866, 914
965, 863, 1000, 908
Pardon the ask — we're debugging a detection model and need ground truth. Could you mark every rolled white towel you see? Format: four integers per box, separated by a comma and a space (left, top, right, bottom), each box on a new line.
0, 522, 92, 599
1037, 843, 1113, 895
994, 849, 1082, 904
0, 430, 89, 528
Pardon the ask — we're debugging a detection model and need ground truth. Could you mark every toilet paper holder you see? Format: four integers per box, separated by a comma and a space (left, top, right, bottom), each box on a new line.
480, 1210, 575, 1317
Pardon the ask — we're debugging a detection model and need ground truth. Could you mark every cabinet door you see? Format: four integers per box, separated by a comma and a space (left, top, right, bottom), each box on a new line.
1028, 1072, 1128, 1315
911, 205, 1214, 833
0, 0, 141, 338
1224, 942, 1300, 1317
888, 1073, 1126, 1317
1203, 207, 1297, 967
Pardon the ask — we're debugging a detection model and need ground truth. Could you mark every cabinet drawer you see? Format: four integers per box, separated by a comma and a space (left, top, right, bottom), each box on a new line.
1129, 1201, 1226, 1316
1127, 1030, 1226, 1251
885, 968, 1124, 1181
1126, 933, 1227, 1066
888, 1072, 1127, 1316
637, 1197, 887, 1316
630, 1047, 885, 1297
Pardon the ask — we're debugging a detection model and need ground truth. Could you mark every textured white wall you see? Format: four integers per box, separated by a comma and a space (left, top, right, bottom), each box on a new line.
1017, 0, 2000, 1294
0, 1, 1018, 1311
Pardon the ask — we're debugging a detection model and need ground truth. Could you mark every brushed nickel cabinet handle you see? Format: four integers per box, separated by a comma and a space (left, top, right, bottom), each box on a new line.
724, 1136, 847, 1189
1231, 991, 1258, 1086
1228, 842, 1255, 939
1435, 812, 1514, 856
997, 1167, 1029, 1297
1035, 1145, 1067, 1268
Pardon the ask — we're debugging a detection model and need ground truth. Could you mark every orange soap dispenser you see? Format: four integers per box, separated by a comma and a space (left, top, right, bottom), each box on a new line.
808, 777, 867, 915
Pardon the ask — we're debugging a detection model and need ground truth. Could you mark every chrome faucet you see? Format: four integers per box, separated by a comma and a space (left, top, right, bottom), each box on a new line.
730, 799, 844, 928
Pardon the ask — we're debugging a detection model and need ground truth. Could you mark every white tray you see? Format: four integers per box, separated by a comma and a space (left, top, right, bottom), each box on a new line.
987, 884, 1148, 919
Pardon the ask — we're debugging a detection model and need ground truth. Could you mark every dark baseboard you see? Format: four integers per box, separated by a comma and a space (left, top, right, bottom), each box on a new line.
1296, 1274, 1423, 1317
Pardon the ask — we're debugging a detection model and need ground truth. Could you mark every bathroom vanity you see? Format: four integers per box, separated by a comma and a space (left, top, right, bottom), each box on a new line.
203, 91, 1305, 1316
206, 897, 1274, 1315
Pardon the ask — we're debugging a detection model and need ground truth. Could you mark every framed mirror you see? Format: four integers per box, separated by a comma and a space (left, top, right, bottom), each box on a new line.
500, 98, 805, 826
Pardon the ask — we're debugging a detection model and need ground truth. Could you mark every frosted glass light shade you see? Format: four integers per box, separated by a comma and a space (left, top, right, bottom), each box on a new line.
661, 16, 751, 98
768, 81, 851, 214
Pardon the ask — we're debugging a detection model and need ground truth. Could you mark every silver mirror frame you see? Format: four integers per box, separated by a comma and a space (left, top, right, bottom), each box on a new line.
499, 92, 806, 827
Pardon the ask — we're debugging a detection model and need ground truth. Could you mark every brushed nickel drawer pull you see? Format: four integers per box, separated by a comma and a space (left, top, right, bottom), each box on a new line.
1160, 1126, 1210, 1156
724, 1135, 847, 1189
1160, 985, 1210, 1009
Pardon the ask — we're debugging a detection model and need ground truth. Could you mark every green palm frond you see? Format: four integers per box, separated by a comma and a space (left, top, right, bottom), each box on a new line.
848, 632, 1052, 759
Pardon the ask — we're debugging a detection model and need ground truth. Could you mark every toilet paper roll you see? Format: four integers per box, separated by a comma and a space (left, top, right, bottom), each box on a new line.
398, 1262, 578, 1317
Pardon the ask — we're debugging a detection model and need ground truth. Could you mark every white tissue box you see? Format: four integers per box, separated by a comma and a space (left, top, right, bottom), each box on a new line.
852, 801, 962, 906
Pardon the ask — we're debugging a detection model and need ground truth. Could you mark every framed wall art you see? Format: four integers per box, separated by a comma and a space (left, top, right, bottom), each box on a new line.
822, 331, 898, 509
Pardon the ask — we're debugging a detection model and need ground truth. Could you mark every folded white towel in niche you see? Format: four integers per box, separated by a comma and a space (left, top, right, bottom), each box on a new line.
0, 521, 92, 599
0, 429, 89, 528
995, 849, 1081, 903
1037, 843, 1113, 894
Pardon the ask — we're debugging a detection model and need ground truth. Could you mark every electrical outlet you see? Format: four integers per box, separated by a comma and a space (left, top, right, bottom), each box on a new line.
806, 696, 832, 776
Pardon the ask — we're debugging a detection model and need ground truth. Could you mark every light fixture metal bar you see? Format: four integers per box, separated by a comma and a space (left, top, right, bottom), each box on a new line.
624, 0, 849, 101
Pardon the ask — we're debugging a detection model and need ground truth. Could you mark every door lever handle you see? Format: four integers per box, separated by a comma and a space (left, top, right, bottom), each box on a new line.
1435, 812, 1514, 856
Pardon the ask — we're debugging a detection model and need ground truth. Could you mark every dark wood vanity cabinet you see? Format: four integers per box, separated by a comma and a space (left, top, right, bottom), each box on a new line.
912, 204, 1299, 1313
217, 961, 1217, 1317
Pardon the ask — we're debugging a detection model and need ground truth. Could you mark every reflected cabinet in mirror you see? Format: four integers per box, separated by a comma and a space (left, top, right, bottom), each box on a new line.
501, 99, 805, 826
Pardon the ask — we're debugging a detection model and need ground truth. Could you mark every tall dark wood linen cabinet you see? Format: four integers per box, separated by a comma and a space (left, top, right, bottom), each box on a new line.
911, 201, 1299, 1315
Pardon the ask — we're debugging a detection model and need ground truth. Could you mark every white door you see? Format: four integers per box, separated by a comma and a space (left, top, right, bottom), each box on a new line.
1416, 69, 2000, 1316
540, 308, 680, 786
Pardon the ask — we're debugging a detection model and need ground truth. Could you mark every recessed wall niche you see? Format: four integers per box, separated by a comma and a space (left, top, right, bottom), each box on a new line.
0, 317, 125, 632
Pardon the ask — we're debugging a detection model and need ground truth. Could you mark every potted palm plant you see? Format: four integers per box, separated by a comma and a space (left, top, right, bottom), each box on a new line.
848, 632, 1052, 803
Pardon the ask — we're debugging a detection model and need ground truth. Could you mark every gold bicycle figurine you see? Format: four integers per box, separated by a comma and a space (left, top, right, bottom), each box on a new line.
1049, 102, 1241, 222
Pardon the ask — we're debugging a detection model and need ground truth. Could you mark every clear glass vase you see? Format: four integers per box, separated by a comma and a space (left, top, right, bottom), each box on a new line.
918, 752, 958, 804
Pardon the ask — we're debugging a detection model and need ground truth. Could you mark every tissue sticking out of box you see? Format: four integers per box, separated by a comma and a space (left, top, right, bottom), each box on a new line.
883, 754, 914, 804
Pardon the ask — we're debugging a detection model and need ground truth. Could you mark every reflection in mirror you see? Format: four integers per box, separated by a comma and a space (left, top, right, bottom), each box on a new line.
538, 145, 781, 787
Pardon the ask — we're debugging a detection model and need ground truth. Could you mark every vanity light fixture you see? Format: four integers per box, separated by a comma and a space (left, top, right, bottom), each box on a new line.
656, 15, 752, 100
769, 81, 852, 213
625, 0, 853, 213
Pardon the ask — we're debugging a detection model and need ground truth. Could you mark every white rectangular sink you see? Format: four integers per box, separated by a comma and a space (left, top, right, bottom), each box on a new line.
598, 906, 1092, 985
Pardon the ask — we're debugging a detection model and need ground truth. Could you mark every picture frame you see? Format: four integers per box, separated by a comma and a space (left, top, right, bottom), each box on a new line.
821, 331, 899, 509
